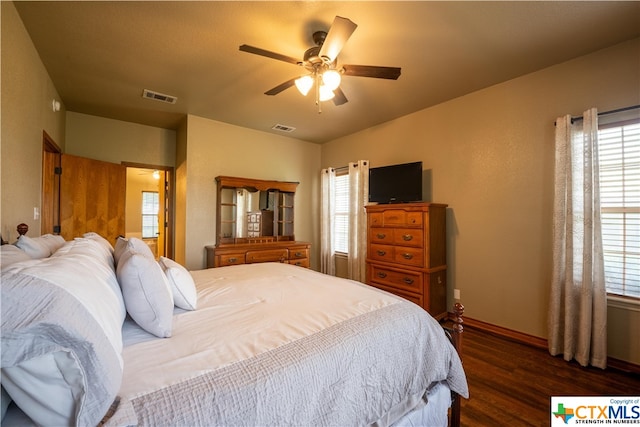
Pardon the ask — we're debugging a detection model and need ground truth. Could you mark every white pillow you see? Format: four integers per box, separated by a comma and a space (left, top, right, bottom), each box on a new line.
117, 253, 173, 337
52, 239, 122, 301
39, 234, 66, 254
159, 257, 197, 310
68, 237, 115, 272
83, 232, 114, 254
0, 245, 32, 269
114, 236, 153, 266
2, 352, 82, 426
15, 235, 50, 259
113, 236, 128, 265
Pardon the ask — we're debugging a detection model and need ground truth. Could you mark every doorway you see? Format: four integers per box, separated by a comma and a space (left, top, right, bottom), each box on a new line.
124, 166, 173, 259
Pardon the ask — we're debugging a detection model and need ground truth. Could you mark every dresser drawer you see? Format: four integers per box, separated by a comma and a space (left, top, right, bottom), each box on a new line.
393, 247, 424, 267
245, 249, 288, 264
289, 248, 309, 260
369, 244, 395, 263
382, 210, 423, 227
218, 253, 245, 266
288, 258, 310, 268
369, 265, 423, 294
369, 212, 383, 227
371, 228, 423, 247
370, 227, 392, 244
392, 228, 423, 247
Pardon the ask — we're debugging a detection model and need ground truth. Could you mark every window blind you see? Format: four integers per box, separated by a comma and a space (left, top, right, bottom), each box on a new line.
142, 191, 159, 238
334, 174, 349, 253
599, 120, 640, 298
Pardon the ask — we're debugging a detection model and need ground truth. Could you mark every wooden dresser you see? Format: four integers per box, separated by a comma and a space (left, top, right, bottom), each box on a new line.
365, 202, 448, 319
206, 241, 311, 268
209, 175, 310, 269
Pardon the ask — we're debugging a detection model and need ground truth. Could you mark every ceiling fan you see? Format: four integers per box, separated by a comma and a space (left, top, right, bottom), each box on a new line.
239, 16, 401, 112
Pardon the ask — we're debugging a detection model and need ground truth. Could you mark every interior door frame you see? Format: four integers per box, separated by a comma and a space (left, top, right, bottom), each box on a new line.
122, 162, 175, 259
41, 131, 62, 235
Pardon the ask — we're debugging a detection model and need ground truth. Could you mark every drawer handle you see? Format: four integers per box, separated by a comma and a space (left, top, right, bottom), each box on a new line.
402, 234, 413, 241
294, 252, 303, 257
403, 277, 414, 285
377, 250, 387, 256
228, 257, 237, 263
402, 253, 414, 260
377, 272, 387, 279
376, 233, 386, 239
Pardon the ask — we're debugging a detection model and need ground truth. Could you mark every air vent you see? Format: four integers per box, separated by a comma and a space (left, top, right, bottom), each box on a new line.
142, 89, 177, 104
272, 124, 296, 133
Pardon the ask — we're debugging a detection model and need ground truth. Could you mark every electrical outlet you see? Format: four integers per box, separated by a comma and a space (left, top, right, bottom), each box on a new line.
454, 289, 461, 300
33, 207, 40, 220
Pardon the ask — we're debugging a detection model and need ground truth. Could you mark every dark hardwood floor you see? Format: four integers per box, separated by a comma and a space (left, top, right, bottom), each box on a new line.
458, 327, 640, 426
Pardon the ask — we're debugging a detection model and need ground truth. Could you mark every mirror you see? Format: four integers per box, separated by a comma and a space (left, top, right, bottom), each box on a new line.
216, 176, 298, 246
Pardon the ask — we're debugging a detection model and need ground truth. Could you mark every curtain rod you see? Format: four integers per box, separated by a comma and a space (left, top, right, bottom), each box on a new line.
328, 163, 366, 174
571, 104, 640, 123
324, 166, 349, 173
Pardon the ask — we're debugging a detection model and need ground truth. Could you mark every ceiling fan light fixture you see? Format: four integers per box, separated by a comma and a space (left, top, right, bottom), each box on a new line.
295, 75, 314, 96
322, 69, 341, 91
239, 15, 401, 112
319, 85, 335, 102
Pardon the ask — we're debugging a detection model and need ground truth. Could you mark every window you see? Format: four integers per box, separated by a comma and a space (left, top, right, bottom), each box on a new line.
142, 191, 159, 238
599, 119, 640, 298
334, 173, 349, 253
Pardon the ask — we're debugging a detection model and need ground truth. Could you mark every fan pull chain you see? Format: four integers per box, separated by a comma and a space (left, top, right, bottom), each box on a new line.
315, 73, 322, 114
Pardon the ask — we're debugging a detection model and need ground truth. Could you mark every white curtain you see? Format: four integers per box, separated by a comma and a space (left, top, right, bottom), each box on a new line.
549, 108, 607, 369
347, 160, 369, 282
320, 168, 336, 275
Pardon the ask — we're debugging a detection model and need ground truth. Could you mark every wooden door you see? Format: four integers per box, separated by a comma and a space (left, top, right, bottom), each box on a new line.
60, 154, 126, 246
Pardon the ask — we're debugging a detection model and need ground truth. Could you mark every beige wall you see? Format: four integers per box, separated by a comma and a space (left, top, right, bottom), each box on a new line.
178, 115, 321, 271
174, 118, 188, 265
1, 1, 65, 240
66, 112, 176, 167
321, 38, 640, 364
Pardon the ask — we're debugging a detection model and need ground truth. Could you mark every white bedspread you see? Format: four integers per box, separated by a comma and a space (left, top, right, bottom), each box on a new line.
103, 262, 468, 426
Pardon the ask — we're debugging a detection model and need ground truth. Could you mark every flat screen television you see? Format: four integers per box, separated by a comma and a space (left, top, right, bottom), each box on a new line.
368, 161, 423, 204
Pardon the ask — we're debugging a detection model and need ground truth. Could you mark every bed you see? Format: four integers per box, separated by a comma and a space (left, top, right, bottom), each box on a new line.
1, 229, 468, 426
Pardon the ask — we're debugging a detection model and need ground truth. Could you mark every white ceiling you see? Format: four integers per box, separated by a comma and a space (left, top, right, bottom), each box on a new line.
14, 1, 640, 144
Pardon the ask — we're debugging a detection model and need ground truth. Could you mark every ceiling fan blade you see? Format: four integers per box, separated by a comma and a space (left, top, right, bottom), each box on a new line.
332, 87, 348, 106
264, 78, 298, 96
239, 44, 300, 66
319, 16, 357, 63
342, 64, 401, 80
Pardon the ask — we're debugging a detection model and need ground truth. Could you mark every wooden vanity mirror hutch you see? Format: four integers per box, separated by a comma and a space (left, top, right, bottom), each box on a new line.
205, 176, 311, 268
